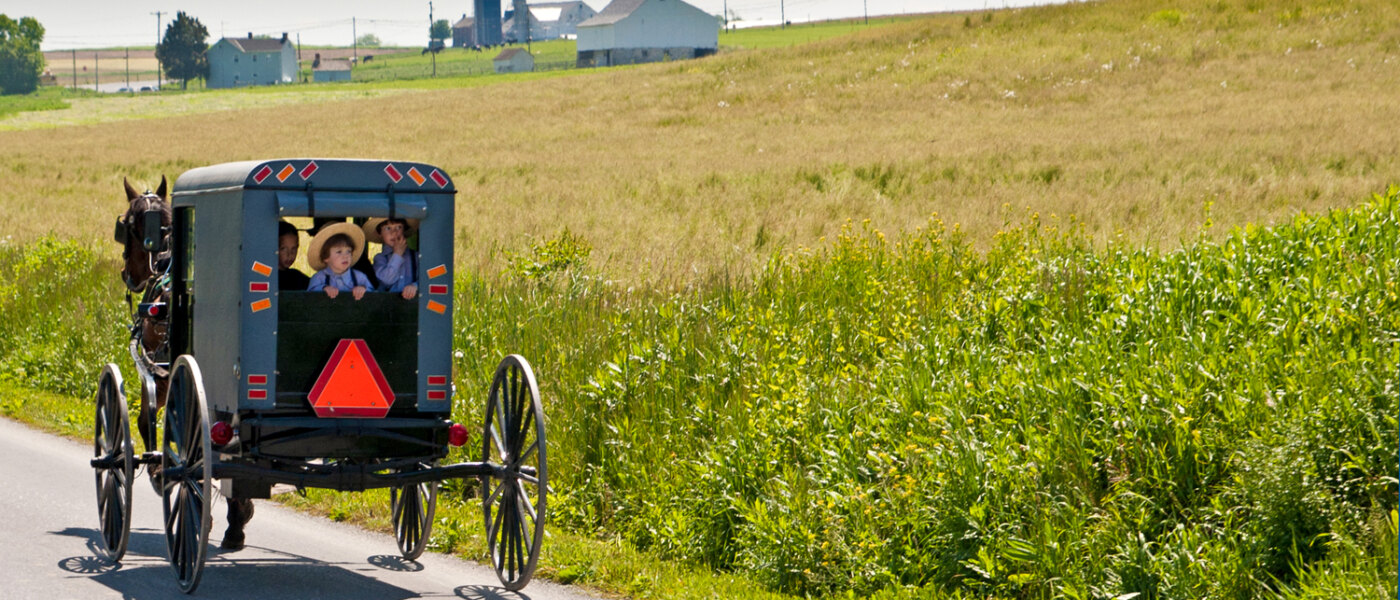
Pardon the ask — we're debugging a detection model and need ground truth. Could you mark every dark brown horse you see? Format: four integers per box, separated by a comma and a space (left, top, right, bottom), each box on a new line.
118, 177, 254, 550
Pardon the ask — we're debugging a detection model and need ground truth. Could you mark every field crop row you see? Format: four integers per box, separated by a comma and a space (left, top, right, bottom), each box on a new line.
2, 190, 1395, 598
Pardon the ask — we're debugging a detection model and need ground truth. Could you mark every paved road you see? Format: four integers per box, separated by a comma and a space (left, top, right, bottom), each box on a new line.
0, 416, 596, 600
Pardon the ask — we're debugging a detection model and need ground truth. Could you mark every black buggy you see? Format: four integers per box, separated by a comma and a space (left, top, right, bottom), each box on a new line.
90, 159, 547, 593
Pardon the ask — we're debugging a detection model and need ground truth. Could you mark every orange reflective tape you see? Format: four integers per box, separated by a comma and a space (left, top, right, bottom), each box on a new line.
251, 261, 273, 277
276, 164, 296, 182
407, 167, 426, 186
427, 300, 447, 314
427, 264, 447, 279
251, 298, 272, 313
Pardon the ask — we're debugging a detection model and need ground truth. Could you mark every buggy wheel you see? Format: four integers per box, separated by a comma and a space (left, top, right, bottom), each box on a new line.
161, 356, 212, 594
480, 355, 547, 591
391, 464, 439, 561
93, 364, 134, 562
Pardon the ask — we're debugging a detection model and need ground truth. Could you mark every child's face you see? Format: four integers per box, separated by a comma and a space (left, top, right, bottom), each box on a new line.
278, 233, 299, 269
325, 243, 354, 274
380, 222, 406, 248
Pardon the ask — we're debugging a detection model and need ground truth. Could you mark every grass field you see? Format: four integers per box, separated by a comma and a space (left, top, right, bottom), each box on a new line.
0, 0, 1397, 598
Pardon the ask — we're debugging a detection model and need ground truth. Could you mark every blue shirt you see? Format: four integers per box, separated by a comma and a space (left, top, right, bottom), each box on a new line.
307, 267, 372, 292
373, 248, 418, 293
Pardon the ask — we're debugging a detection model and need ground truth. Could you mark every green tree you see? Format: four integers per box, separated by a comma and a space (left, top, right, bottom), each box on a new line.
0, 15, 45, 95
356, 33, 381, 48
155, 11, 208, 90
429, 19, 451, 42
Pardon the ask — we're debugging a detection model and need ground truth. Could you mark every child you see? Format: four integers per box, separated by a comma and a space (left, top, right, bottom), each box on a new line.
277, 220, 310, 291
364, 217, 420, 300
306, 222, 372, 300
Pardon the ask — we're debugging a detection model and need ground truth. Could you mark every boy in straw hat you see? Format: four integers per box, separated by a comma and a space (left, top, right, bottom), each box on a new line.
364, 217, 420, 300
306, 221, 373, 300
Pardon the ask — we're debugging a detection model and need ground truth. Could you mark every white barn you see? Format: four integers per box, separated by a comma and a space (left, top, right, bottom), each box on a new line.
207, 33, 297, 89
576, 0, 717, 67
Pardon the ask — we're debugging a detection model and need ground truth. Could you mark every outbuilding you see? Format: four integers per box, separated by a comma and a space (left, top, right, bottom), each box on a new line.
313, 60, 352, 83
576, 0, 717, 68
452, 15, 477, 47
207, 33, 297, 89
493, 47, 536, 73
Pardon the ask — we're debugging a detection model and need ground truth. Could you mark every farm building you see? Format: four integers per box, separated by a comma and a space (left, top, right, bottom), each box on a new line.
504, 1, 598, 41
493, 47, 535, 73
313, 60, 352, 82
207, 33, 297, 89
474, 0, 505, 46
576, 0, 717, 68
452, 15, 477, 47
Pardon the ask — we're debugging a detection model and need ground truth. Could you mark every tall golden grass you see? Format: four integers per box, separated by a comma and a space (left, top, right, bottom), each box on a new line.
2, 0, 1398, 283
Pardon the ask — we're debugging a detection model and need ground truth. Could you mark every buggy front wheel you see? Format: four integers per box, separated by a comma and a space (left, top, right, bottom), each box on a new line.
162, 355, 212, 594
391, 463, 439, 561
93, 364, 134, 562
480, 355, 547, 591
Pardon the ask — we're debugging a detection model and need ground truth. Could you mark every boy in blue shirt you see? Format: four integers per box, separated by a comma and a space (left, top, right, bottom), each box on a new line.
364, 217, 419, 299
306, 222, 372, 300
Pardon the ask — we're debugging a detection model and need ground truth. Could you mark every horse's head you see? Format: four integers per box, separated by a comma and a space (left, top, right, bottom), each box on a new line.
116, 176, 172, 293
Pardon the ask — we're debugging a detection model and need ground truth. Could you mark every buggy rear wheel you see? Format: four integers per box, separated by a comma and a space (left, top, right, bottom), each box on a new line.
391, 464, 439, 560
480, 355, 547, 591
161, 355, 212, 594
93, 364, 134, 562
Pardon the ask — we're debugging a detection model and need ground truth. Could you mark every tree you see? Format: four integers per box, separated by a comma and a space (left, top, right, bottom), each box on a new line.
0, 15, 45, 95
155, 11, 208, 90
429, 19, 451, 42
356, 33, 381, 48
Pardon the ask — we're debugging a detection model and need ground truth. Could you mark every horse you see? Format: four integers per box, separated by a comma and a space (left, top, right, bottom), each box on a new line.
118, 176, 255, 550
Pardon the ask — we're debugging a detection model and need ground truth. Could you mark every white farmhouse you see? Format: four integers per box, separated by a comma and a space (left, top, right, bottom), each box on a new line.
576, 0, 718, 67
207, 33, 297, 89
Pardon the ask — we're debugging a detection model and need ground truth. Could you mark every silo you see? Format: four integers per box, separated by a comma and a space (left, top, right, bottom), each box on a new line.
474, 0, 504, 46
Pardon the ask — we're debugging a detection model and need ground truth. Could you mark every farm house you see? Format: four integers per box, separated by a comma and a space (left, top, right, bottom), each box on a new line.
504, 1, 599, 41
575, 0, 717, 67
207, 33, 297, 89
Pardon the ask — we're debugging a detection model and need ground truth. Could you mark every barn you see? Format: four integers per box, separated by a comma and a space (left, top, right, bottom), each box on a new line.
207, 33, 297, 89
493, 47, 536, 73
576, 0, 717, 68
504, 1, 599, 41
452, 15, 477, 47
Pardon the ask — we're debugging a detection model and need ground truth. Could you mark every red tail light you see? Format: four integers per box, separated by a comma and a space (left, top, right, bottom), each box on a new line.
448, 423, 469, 447
211, 421, 234, 446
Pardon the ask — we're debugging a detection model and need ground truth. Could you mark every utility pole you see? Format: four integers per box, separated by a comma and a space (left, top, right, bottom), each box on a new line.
723, 0, 728, 30
429, 2, 436, 77
94, 51, 99, 91
864, 0, 869, 25
125, 48, 130, 92
71, 49, 76, 88
353, 17, 357, 63
151, 11, 166, 91
781, 0, 785, 28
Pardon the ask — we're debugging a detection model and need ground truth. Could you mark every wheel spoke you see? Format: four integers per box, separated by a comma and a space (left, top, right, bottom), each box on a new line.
514, 439, 538, 468
514, 479, 538, 522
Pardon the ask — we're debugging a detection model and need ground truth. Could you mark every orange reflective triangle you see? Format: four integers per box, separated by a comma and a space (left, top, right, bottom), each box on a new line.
308, 339, 395, 418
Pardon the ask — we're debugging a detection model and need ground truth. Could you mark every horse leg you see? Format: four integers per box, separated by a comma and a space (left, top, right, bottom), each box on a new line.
221, 497, 255, 551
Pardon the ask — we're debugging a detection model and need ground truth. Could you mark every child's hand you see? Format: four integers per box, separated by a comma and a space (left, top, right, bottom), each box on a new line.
353, 286, 366, 300
325, 287, 339, 299
392, 239, 409, 256
402, 284, 417, 300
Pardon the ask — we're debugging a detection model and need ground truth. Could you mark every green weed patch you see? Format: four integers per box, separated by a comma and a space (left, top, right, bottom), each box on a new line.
1, 190, 1396, 598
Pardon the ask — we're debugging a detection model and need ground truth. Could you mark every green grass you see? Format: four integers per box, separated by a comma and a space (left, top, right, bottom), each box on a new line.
1, 189, 1395, 599
0, 86, 97, 118
719, 16, 916, 50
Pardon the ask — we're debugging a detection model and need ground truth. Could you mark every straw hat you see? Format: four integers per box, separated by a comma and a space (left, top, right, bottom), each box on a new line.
362, 217, 420, 244
306, 221, 366, 270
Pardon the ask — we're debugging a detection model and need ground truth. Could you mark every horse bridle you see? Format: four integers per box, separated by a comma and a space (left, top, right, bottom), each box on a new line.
114, 193, 171, 293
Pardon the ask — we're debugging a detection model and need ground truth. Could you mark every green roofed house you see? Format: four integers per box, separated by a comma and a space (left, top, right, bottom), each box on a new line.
207, 33, 297, 89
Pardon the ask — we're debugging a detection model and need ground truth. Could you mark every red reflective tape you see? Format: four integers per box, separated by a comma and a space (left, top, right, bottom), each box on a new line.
276, 164, 296, 182
253, 165, 274, 183
248, 375, 267, 385
427, 376, 447, 386
384, 164, 403, 182
430, 169, 448, 187
427, 390, 447, 400
428, 284, 448, 295
299, 161, 319, 180
249, 282, 269, 293
248, 389, 267, 400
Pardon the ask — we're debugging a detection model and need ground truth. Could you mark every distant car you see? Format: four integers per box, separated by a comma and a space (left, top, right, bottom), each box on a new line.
139, 86, 152, 92
117, 87, 131, 92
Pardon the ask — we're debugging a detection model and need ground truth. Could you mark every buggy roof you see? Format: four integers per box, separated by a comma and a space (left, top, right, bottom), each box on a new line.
173, 159, 455, 198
